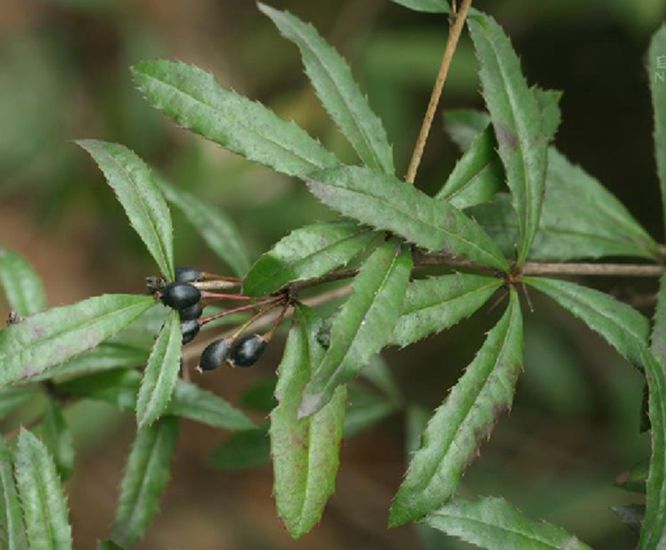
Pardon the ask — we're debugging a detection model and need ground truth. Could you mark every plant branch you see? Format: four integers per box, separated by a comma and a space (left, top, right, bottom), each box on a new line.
404, 0, 473, 184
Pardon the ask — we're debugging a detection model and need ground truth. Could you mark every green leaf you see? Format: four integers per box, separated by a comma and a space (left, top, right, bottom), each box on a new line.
424, 496, 592, 550
533, 87, 563, 142
525, 277, 666, 548
77, 140, 175, 279
209, 426, 270, 470
435, 126, 503, 209
0, 249, 46, 316
389, 0, 450, 13
29, 342, 150, 383
0, 437, 27, 550
270, 305, 347, 538
132, 60, 338, 179
443, 109, 490, 151
524, 278, 650, 366
243, 222, 375, 297
136, 310, 183, 428
14, 429, 73, 550
471, 149, 659, 261
41, 402, 75, 480
469, 14, 548, 264
168, 380, 256, 431
389, 289, 523, 525
307, 166, 508, 271
259, 4, 394, 175
110, 417, 179, 548
56, 369, 256, 431
157, 176, 250, 277
649, 25, 666, 237
0, 294, 155, 385
299, 242, 411, 417
393, 273, 501, 348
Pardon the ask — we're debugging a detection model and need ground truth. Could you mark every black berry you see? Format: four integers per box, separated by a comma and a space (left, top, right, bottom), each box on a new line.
181, 319, 200, 344
199, 338, 232, 371
179, 303, 203, 321
229, 334, 268, 368
175, 266, 203, 283
161, 282, 201, 309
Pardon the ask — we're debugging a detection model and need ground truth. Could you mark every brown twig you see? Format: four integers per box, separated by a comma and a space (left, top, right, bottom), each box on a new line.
404, 0, 474, 184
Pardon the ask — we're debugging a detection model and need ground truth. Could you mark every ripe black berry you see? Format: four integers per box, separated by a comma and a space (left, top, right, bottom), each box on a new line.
179, 303, 203, 321
161, 282, 201, 309
181, 319, 200, 344
175, 266, 203, 283
229, 334, 268, 368
199, 338, 231, 371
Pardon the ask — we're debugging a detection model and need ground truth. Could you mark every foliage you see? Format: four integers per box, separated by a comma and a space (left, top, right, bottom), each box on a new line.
0, 2, 664, 549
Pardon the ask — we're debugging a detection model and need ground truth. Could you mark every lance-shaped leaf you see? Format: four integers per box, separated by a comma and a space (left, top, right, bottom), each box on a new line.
469, 14, 547, 264
471, 149, 659, 261
132, 60, 338, 179
649, 25, 666, 237
0, 294, 155, 385
271, 305, 346, 538
41, 402, 75, 480
0, 437, 27, 549
525, 278, 665, 548
157, 176, 250, 277
30, 342, 150, 383
0, 249, 46, 316
243, 222, 375, 297
307, 166, 508, 271
524, 278, 649, 367
56, 369, 256, 431
259, 4, 394, 174
110, 417, 179, 548
534, 87, 563, 142
136, 310, 183, 428
444, 109, 490, 151
390, 289, 523, 526
435, 126, 503, 210
299, 242, 411, 417
77, 141, 175, 279
393, 273, 501, 348
425, 496, 592, 550
14, 429, 73, 550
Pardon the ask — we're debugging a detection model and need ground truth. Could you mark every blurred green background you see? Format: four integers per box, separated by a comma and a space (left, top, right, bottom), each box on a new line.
1, 0, 665, 548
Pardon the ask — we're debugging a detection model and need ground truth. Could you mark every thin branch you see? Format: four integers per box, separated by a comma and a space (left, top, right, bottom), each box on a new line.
404, 0, 473, 184
520, 262, 663, 278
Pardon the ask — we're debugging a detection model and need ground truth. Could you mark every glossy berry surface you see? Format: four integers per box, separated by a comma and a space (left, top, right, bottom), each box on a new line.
229, 334, 267, 368
179, 303, 203, 321
199, 338, 231, 371
161, 282, 201, 309
181, 319, 200, 344
175, 266, 203, 283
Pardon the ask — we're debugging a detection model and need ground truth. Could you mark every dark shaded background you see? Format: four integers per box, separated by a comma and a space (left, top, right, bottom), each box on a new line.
1, 0, 665, 548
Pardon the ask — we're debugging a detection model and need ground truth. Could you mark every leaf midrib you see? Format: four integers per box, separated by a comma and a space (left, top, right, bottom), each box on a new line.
137, 68, 335, 173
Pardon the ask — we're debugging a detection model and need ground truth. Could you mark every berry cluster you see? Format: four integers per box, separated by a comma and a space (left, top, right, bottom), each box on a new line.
155, 266, 288, 372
